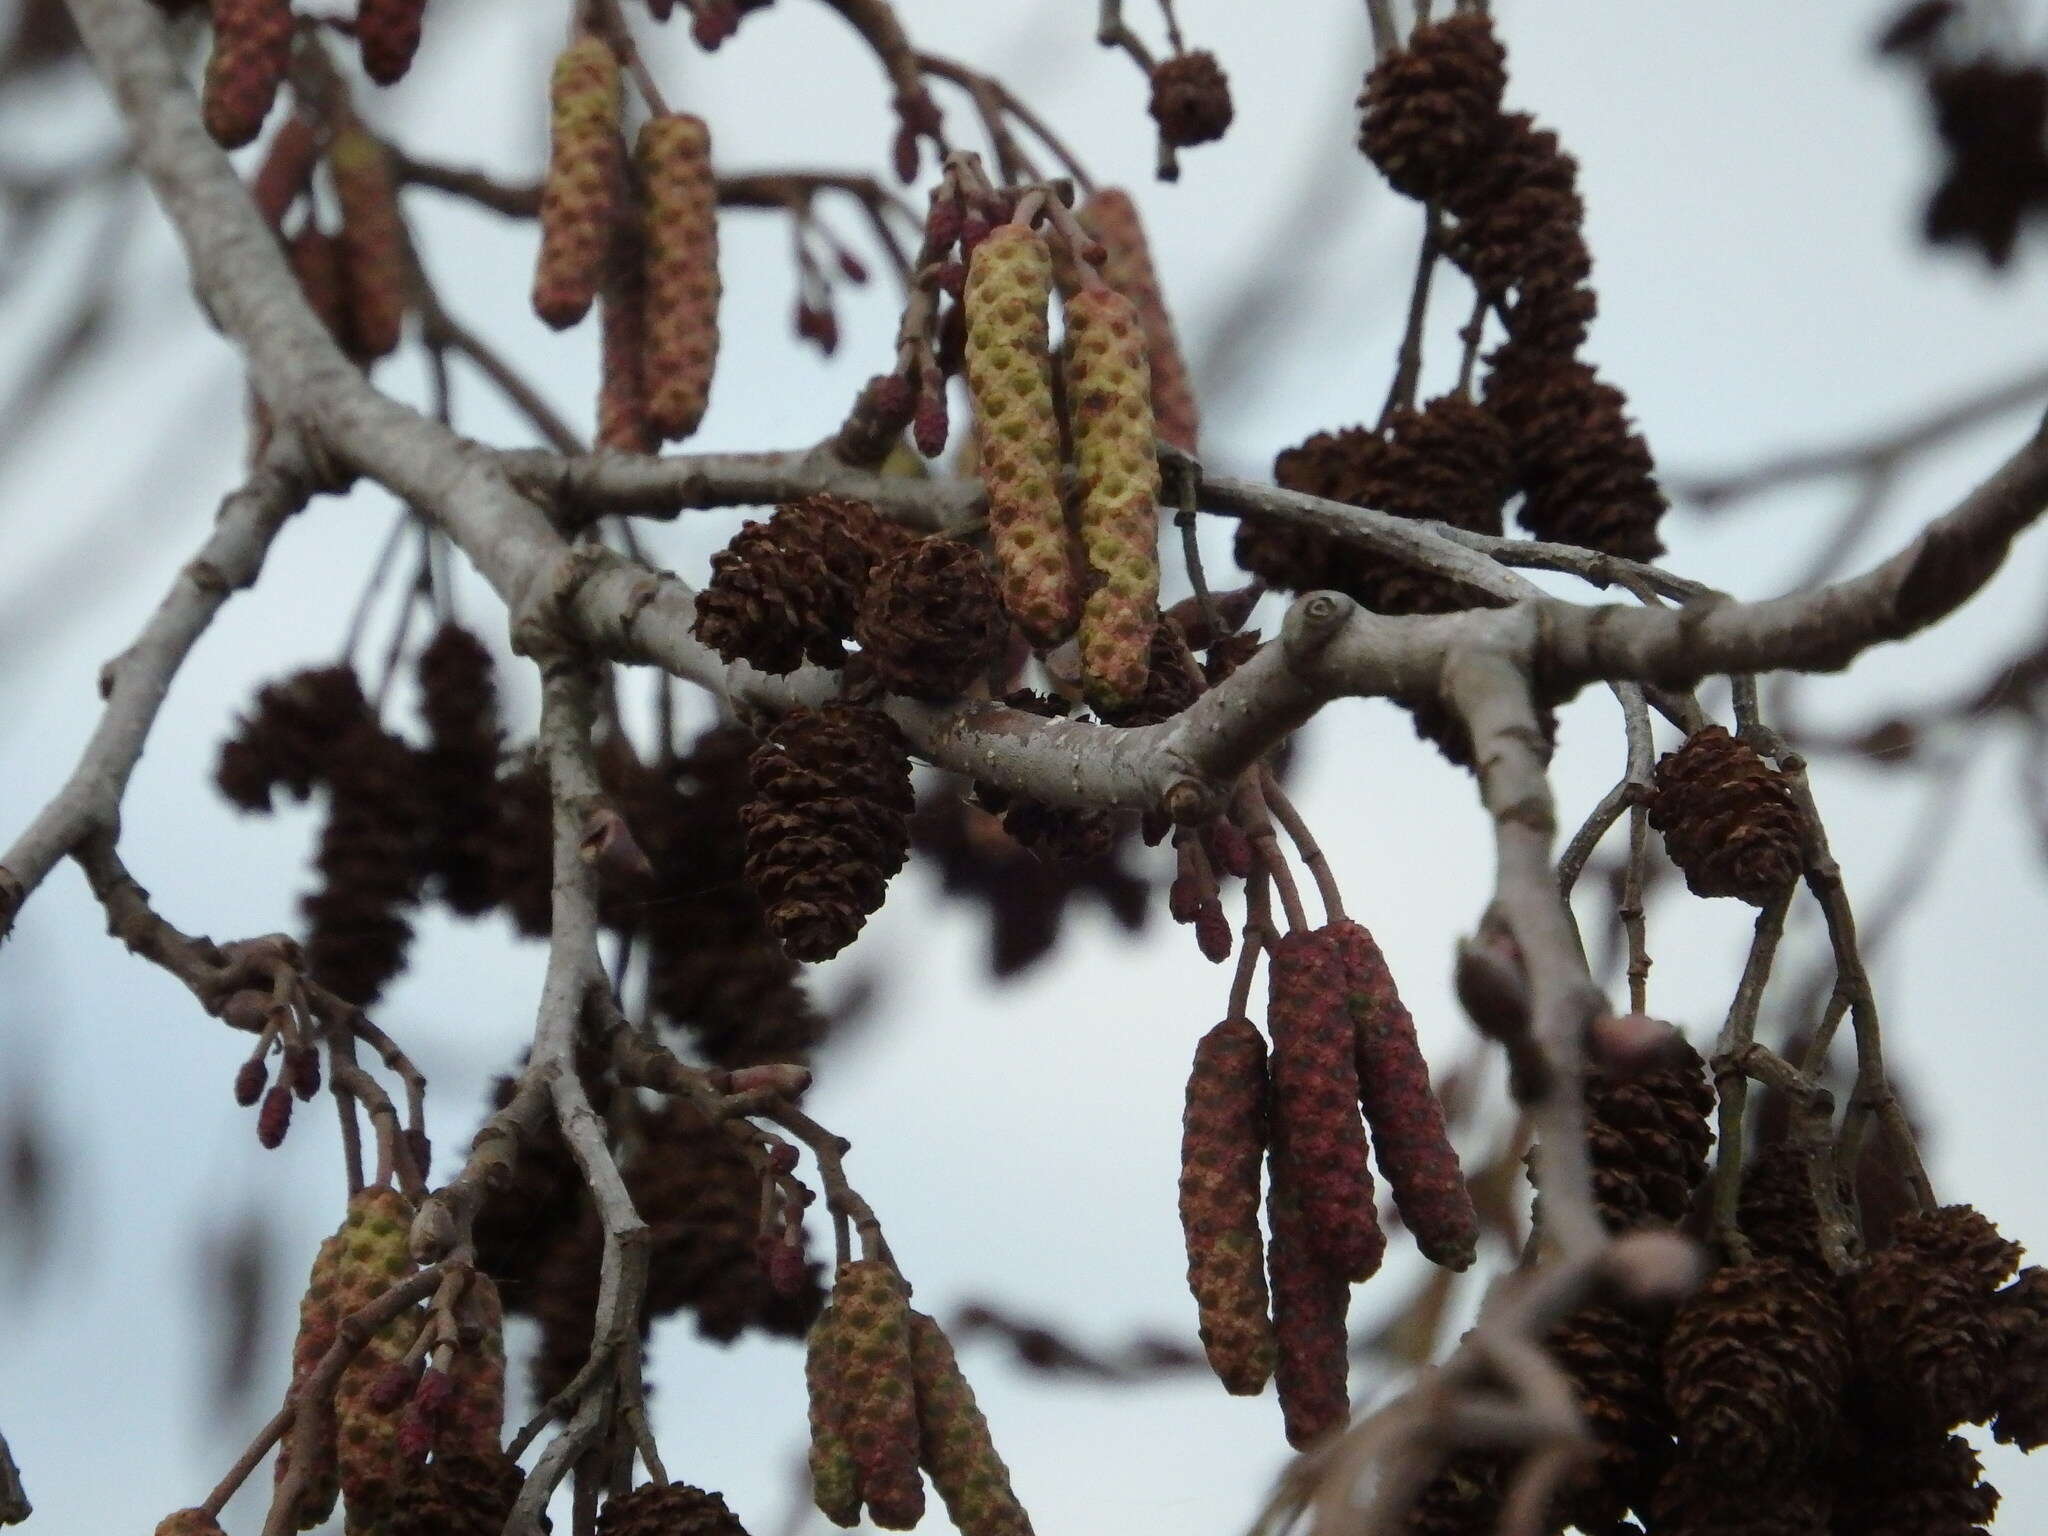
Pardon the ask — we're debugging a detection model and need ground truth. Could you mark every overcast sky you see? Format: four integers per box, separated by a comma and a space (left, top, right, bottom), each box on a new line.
3, 1, 2048, 1531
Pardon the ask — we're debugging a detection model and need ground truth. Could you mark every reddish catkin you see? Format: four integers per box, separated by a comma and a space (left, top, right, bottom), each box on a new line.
287, 225, 350, 347
964, 224, 1079, 647
531, 37, 623, 332
1266, 1132, 1353, 1449
275, 1232, 346, 1529
328, 125, 408, 360
639, 113, 722, 442
201, 0, 294, 150
1330, 919, 1479, 1272
1079, 189, 1200, 452
250, 113, 320, 230
596, 222, 654, 452
1063, 283, 1162, 713
1179, 1017, 1278, 1395
1266, 928, 1385, 1283
355, 0, 428, 86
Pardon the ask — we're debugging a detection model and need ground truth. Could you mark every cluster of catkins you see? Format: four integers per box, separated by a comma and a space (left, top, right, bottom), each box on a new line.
1238, 10, 1668, 746
804, 1258, 1033, 1534
200, 0, 431, 152
1177, 919, 1477, 1448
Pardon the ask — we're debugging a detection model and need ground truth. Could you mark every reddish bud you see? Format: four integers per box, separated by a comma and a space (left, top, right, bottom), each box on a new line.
935, 300, 967, 374
757, 1232, 806, 1295
691, 0, 739, 48
937, 259, 966, 297
396, 1402, 433, 1462
959, 213, 993, 261
405, 1128, 433, 1180
892, 123, 921, 183
837, 250, 869, 284
913, 381, 949, 458
648, 0, 676, 16
1168, 873, 1203, 925
768, 1144, 802, 1176
923, 192, 962, 258
367, 1361, 417, 1413
1206, 820, 1254, 880
413, 1367, 454, 1418
728, 1063, 813, 1098
257, 1082, 293, 1148
286, 1044, 322, 1101
235, 1057, 269, 1108
1194, 901, 1233, 962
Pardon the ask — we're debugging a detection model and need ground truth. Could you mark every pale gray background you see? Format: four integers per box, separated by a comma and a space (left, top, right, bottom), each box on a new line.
2, 1, 2047, 1530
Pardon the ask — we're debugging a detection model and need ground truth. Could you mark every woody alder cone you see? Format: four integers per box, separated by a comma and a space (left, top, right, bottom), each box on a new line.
741, 705, 913, 961
597, 1482, 751, 1536
1574, 1036, 1716, 1230
388, 1450, 524, 1536
1150, 51, 1234, 148
1662, 1258, 1851, 1476
1648, 726, 1804, 904
1548, 1305, 1671, 1533
854, 537, 1008, 700
1650, 1458, 1831, 1536
1357, 12, 1507, 201
1831, 1427, 1999, 1536
694, 497, 908, 674
1991, 1266, 2048, 1449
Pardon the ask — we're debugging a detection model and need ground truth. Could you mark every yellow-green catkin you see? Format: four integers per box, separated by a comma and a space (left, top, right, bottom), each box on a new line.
331, 1186, 423, 1534
965, 224, 1078, 648
274, 1232, 346, 1529
805, 1308, 863, 1527
638, 113, 721, 442
531, 36, 623, 331
1080, 189, 1200, 453
328, 125, 407, 361
909, 1310, 1034, 1536
1062, 284, 1161, 712
826, 1259, 924, 1530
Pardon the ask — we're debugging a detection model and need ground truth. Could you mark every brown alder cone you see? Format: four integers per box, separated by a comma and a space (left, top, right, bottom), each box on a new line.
274, 1232, 346, 1529
1829, 1425, 1998, 1536
909, 1310, 1034, 1536
1649, 1457, 1831, 1536
693, 497, 908, 673
740, 705, 914, 961
965, 223, 1078, 646
639, 112, 722, 440
1400, 1455, 1504, 1536
824, 1260, 924, 1529
301, 711, 427, 1005
251, 112, 321, 228
806, 1308, 863, 1526
1852, 1204, 2020, 1429
1439, 112, 1596, 356
1735, 1140, 1832, 1269
1662, 1258, 1851, 1475
1265, 1129, 1352, 1449
214, 664, 374, 812
1064, 283, 1162, 712
597, 220, 654, 452
532, 37, 623, 331
356, 0, 427, 85
329, 124, 408, 360
1547, 1305, 1672, 1533
1357, 12, 1507, 202
1576, 1040, 1716, 1230
387, 1451, 523, 1536
1923, 59, 2048, 269
413, 622, 505, 917
1149, 51, 1233, 148
1990, 1266, 2048, 1449
853, 536, 1009, 700
201, 0, 293, 149
597, 1482, 752, 1536
1329, 918, 1477, 1271
1077, 189, 1199, 451
1647, 726, 1805, 904
1266, 927, 1385, 1282
1179, 1017, 1277, 1395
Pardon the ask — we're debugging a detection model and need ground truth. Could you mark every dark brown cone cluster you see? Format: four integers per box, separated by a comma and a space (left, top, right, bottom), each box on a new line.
1149, 51, 1233, 148
414, 623, 505, 916
1567, 1033, 1715, 1233
1548, 1305, 1672, 1532
301, 710, 427, 1005
1647, 726, 1804, 905
1662, 1260, 1850, 1476
1095, 621, 1206, 728
1830, 1425, 1998, 1536
911, 785, 1147, 978
693, 497, 911, 674
853, 537, 1008, 700
1991, 1266, 2048, 1448
1359, 13, 1668, 557
387, 1450, 524, 1536
1356, 14, 1507, 201
1850, 1204, 2019, 1429
741, 706, 914, 961
1484, 344, 1665, 561
1401, 1454, 1503, 1536
216, 666, 376, 812
597, 1482, 751, 1536
1921, 58, 2048, 268
1650, 1457, 1832, 1536
970, 693, 1123, 868
1735, 1141, 1832, 1269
